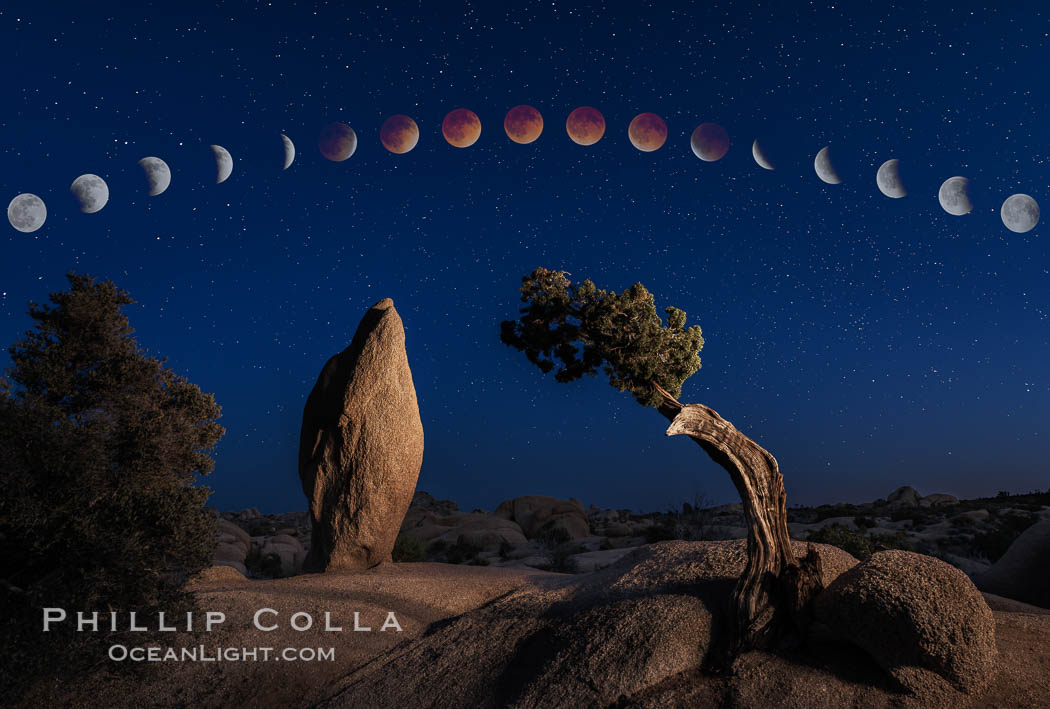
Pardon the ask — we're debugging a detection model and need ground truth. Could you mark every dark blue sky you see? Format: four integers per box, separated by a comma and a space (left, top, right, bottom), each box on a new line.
2, 1, 1047, 514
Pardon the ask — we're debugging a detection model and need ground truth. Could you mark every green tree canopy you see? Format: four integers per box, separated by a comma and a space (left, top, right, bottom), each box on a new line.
500, 267, 705, 408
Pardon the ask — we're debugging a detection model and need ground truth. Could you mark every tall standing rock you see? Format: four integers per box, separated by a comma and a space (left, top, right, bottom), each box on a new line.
299, 298, 424, 572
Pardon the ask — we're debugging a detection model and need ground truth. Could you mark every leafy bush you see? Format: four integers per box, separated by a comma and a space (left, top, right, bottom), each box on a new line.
972, 512, 1038, 562
445, 537, 484, 564
807, 523, 875, 561
392, 533, 428, 563
0, 274, 224, 699
853, 516, 877, 529
539, 522, 572, 549
245, 547, 284, 578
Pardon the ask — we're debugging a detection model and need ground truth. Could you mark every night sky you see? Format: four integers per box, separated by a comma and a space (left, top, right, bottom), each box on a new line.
3, 1, 1048, 514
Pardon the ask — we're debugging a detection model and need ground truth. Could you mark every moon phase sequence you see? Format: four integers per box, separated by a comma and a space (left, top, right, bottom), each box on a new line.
381, 115, 420, 154
504, 105, 543, 144
139, 157, 171, 196
814, 146, 842, 185
628, 113, 667, 152
690, 122, 729, 162
70, 174, 109, 213
8, 193, 47, 233
319, 122, 357, 161
1001, 193, 1039, 233
443, 109, 482, 148
566, 107, 605, 146
876, 159, 906, 198
938, 177, 972, 216
211, 145, 233, 184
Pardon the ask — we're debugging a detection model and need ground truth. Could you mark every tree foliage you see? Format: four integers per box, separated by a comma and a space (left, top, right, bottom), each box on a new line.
0, 273, 224, 696
500, 267, 705, 407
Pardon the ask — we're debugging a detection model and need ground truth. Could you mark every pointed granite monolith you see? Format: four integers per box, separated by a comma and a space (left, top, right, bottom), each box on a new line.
299, 298, 424, 571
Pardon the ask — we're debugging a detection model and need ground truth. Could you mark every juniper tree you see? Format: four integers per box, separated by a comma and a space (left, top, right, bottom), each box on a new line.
0, 273, 224, 696
501, 267, 823, 654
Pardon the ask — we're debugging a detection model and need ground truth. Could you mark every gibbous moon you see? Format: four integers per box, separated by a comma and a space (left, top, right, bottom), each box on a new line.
442, 108, 482, 148
1001, 193, 1040, 233
752, 139, 774, 170
70, 174, 109, 213
281, 133, 295, 169
565, 106, 605, 146
211, 145, 233, 184
814, 146, 841, 185
380, 114, 420, 154
938, 176, 972, 216
7, 193, 47, 233
319, 122, 358, 161
504, 105, 543, 144
690, 122, 729, 161
876, 158, 906, 198
628, 113, 667, 152
138, 157, 171, 196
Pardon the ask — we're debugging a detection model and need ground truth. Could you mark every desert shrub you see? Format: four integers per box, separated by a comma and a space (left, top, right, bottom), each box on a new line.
853, 515, 877, 529
869, 531, 918, 554
498, 539, 514, 559
245, 547, 284, 578
0, 274, 223, 699
811, 503, 861, 522
950, 514, 976, 529
445, 537, 484, 564
549, 546, 579, 573
644, 522, 680, 544
539, 522, 572, 549
392, 533, 428, 563
807, 523, 875, 561
241, 518, 278, 537
599, 537, 614, 551
971, 512, 1038, 563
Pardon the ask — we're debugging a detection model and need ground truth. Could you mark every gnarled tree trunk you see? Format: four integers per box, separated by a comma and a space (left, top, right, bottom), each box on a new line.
652, 382, 824, 655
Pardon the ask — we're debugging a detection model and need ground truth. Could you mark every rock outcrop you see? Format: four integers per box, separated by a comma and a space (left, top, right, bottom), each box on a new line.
887, 485, 921, 508
974, 519, 1050, 609
299, 298, 424, 572
815, 550, 998, 696
494, 495, 590, 540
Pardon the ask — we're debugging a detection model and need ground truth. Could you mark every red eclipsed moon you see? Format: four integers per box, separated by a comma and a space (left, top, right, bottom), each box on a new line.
318, 122, 357, 161
504, 105, 544, 144
565, 106, 605, 146
690, 122, 730, 162
628, 113, 667, 152
442, 108, 482, 148
380, 114, 420, 154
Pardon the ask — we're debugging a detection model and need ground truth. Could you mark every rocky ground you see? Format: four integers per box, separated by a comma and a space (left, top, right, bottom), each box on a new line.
212, 486, 1050, 590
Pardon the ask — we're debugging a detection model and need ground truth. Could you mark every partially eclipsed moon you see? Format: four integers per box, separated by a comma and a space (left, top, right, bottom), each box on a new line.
70, 174, 109, 213
281, 133, 295, 169
442, 108, 482, 148
876, 158, 906, 198
1001, 193, 1039, 233
380, 115, 420, 154
504, 105, 543, 144
7, 193, 47, 233
938, 176, 972, 216
566, 106, 605, 146
628, 113, 667, 152
814, 146, 841, 185
138, 157, 171, 196
690, 122, 729, 161
752, 140, 774, 170
211, 145, 233, 183
319, 122, 357, 161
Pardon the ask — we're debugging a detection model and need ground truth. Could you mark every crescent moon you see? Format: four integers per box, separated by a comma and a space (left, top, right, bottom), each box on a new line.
752, 139, 774, 170
876, 159, 906, 198
211, 145, 233, 184
138, 157, 171, 196
1001, 193, 1039, 233
70, 174, 109, 213
7, 193, 47, 233
281, 134, 295, 169
814, 146, 841, 184
938, 176, 972, 216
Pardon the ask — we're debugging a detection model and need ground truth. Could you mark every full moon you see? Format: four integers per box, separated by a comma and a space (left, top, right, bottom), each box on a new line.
876, 158, 906, 198
281, 133, 295, 169
70, 174, 109, 213
7, 193, 47, 233
442, 108, 482, 148
938, 176, 972, 216
814, 146, 841, 184
211, 145, 233, 184
380, 114, 420, 154
690, 122, 729, 161
504, 105, 543, 144
752, 139, 774, 170
565, 106, 605, 146
628, 113, 667, 152
1001, 193, 1040, 233
319, 122, 358, 161
138, 157, 171, 196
